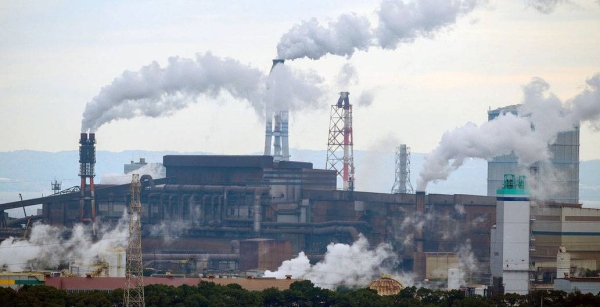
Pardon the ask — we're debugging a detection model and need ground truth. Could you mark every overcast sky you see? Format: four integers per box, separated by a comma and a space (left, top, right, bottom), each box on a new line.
1, 0, 599, 162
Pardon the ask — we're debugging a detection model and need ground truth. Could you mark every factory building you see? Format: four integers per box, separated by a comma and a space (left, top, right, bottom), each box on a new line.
487, 105, 580, 204
0, 148, 500, 281
1, 132, 599, 291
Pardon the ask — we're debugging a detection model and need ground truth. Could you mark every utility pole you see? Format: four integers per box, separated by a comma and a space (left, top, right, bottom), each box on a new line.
124, 174, 145, 307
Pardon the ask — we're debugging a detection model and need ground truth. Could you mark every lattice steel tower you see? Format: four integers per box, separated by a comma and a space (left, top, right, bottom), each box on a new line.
391, 144, 414, 194
326, 92, 354, 191
124, 174, 145, 307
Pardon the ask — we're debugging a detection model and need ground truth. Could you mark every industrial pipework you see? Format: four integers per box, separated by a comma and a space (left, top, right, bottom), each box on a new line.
78, 132, 96, 234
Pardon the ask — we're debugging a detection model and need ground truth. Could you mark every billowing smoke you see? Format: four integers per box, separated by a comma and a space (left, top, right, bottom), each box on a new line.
334, 62, 377, 107
81, 52, 325, 132
335, 63, 359, 89
417, 73, 600, 191
0, 212, 129, 271
264, 64, 326, 115
277, 0, 484, 60
357, 90, 376, 107
526, 0, 569, 14
101, 163, 166, 185
264, 234, 397, 289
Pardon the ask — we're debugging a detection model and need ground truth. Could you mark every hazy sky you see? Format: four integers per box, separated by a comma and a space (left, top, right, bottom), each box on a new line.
1, 0, 599, 161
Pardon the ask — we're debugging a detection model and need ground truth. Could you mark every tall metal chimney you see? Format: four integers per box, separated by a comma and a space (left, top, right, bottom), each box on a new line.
79, 132, 97, 234
326, 92, 354, 191
281, 110, 289, 161
264, 59, 290, 161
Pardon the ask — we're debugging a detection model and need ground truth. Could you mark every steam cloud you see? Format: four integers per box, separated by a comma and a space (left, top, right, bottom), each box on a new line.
81, 52, 325, 132
101, 163, 166, 185
0, 213, 129, 271
277, 0, 484, 60
417, 73, 600, 190
264, 234, 397, 289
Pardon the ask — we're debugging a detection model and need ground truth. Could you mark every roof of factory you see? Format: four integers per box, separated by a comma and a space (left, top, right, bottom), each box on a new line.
44, 276, 298, 292
163, 155, 313, 170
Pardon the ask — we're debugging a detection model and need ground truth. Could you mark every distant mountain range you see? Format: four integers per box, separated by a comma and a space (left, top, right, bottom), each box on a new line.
0, 149, 598, 205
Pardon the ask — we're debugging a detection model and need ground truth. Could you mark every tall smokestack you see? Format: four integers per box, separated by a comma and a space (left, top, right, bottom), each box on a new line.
265, 59, 289, 162
79, 132, 97, 235
340, 92, 354, 191
414, 191, 426, 279
264, 117, 273, 156
326, 92, 354, 191
273, 113, 282, 161
281, 110, 290, 161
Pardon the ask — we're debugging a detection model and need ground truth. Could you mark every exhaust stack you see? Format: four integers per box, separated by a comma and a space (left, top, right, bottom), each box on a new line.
264, 59, 290, 162
326, 92, 354, 191
79, 132, 97, 234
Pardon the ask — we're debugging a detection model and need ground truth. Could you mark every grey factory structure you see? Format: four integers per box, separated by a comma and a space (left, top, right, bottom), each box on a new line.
0, 132, 499, 282
0, 101, 599, 293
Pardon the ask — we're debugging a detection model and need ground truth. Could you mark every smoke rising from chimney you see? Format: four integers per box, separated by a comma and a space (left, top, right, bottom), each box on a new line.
276, 0, 484, 60
417, 72, 600, 191
81, 52, 325, 132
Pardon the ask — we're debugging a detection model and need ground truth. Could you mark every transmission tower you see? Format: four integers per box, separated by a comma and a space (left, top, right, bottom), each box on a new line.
124, 174, 145, 307
391, 144, 414, 194
326, 92, 354, 191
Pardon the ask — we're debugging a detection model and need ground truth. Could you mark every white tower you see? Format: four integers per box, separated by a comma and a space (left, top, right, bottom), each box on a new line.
490, 174, 532, 295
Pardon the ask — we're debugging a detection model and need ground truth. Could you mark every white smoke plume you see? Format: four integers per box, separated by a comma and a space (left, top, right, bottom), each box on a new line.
335, 62, 360, 89
417, 73, 600, 191
277, 0, 484, 60
81, 52, 326, 132
457, 240, 479, 285
0, 212, 129, 271
264, 234, 397, 289
357, 89, 376, 107
101, 163, 166, 185
264, 64, 326, 114
148, 220, 192, 245
277, 13, 372, 60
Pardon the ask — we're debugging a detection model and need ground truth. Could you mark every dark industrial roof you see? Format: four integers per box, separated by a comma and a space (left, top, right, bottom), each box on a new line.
163, 155, 314, 170
164, 155, 274, 168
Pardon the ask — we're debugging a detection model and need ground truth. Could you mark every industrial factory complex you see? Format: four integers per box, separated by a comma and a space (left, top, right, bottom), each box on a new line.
1, 89, 600, 296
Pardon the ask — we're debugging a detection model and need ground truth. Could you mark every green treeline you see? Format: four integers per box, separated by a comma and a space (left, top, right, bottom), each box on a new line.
0, 280, 599, 307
